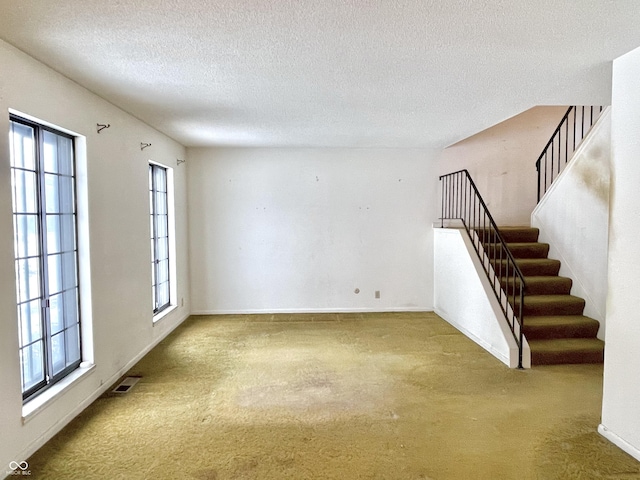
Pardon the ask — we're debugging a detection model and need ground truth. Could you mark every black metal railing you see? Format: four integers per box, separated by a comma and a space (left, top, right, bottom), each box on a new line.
439, 169, 526, 369
536, 105, 604, 202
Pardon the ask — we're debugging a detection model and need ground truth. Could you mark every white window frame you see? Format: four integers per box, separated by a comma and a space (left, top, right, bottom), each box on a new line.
9, 114, 84, 402
8, 110, 94, 420
149, 161, 177, 322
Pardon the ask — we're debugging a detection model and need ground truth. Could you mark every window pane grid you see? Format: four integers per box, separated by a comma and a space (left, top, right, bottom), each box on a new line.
15, 258, 42, 303
11, 168, 39, 214
20, 336, 45, 349
10, 116, 81, 402
14, 213, 40, 258
10, 122, 36, 170
21, 341, 45, 392
18, 299, 43, 346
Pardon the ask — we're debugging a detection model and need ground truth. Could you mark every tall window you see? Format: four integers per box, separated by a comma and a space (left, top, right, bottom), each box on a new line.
10, 115, 81, 401
149, 164, 170, 314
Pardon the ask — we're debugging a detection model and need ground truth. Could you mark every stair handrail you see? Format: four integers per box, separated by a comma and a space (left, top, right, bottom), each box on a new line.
535, 105, 604, 202
439, 169, 526, 369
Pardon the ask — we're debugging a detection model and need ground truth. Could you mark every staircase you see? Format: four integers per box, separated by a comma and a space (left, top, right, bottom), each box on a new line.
488, 226, 604, 365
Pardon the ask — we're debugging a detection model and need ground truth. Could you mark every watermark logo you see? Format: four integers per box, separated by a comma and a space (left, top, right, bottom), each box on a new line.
7, 461, 31, 476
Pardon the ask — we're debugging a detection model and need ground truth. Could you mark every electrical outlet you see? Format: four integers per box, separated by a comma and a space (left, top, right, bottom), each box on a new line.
375, 290, 380, 299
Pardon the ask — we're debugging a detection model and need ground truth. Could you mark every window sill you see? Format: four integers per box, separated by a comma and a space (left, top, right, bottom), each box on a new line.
153, 304, 177, 324
22, 362, 96, 424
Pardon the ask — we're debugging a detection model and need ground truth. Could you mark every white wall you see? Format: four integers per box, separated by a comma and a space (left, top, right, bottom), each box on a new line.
599, 46, 640, 462
531, 109, 610, 338
439, 106, 568, 226
187, 147, 437, 313
433, 227, 529, 369
0, 40, 190, 473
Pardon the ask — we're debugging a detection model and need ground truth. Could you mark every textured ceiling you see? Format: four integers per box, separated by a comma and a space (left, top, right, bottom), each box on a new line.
1, 1, 640, 148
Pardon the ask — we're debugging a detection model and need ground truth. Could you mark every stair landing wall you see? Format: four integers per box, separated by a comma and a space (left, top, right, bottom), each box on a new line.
531, 108, 610, 340
439, 106, 568, 226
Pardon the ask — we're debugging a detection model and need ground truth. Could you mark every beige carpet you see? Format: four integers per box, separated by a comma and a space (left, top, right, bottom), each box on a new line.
27, 312, 640, 479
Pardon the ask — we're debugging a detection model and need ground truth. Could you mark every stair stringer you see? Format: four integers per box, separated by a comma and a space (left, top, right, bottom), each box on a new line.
531, 107, 611, 340
434, 223, 531, 368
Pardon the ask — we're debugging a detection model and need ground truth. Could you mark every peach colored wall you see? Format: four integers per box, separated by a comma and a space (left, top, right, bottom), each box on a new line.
439, 106, 567, 226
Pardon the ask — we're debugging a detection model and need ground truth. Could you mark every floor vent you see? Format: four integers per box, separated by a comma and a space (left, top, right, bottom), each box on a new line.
112, 376, 141, 394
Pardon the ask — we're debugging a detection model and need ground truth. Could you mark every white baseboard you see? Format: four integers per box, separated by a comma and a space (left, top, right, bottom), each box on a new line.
190, 307, 431, 315
598, 424, 640, 462
434, 307, 511, 367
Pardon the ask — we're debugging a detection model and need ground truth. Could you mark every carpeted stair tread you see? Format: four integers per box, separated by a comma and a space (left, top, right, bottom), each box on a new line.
528, 338, 605, 365
523, 315, 600, 340
474, 227, 540, 243
506, 242, 550, 258
492, 258, 561, 276
496, 227, 540, 243
514, 294, 585, 316
483, 242, 549, 259
502, 276, 573, 295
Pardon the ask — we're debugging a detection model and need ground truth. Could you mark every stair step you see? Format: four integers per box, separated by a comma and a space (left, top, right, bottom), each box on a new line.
528, 338, 604, 365
492, 258, 561, 276
474, 227, 540, 244
501, 276, 572, 295
497, 227, 540, 243
483, 242, 550, 259
507, 242, 550, 259
515, 294, 585, 316
523, 315, 600, 340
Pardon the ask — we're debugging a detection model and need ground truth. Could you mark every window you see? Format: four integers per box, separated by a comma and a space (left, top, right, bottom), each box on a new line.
149, 163, 171, 314
10, 115, 81, 401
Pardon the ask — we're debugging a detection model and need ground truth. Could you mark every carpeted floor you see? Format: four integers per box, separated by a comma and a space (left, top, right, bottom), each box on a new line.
27, 312, 640, 479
